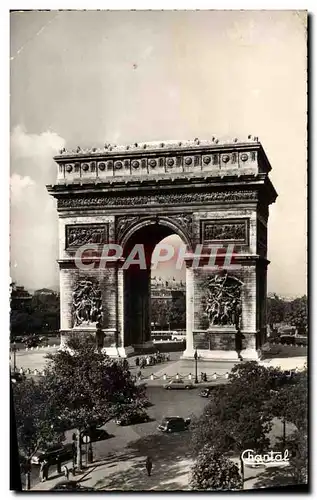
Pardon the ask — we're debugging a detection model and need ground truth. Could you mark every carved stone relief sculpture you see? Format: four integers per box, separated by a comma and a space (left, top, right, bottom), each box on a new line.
205, 272, 243, 328
203, 221, 247, 242
66, 224, 108, 248
72, 280, 103, 327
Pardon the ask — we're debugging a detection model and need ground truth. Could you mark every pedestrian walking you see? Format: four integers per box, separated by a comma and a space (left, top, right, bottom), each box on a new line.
39, 461, 45, 482
62, 464, 69, 481
45, 461, 50, 481
135, 356, 139, 367
235, 328, 245, 361
145, 456, 153, 476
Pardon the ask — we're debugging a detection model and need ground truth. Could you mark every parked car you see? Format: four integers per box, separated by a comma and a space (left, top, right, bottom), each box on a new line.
164, 379, 194, 390
31, 442, 73, 465
81, 426, 110, 443
171, 332, 186, 342
199, 388, 212, 398
11, 372, 25, 383
115, 410, 150, 426
158, 416, 191, 433
279, 335, 296, 345
51, 481, 95, 491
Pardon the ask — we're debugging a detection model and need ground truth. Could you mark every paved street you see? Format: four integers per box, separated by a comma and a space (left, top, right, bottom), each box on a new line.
13, 346, 304, 490
25, 385, 296, 491
11, 344, 307, 373
11, 348, 237, 381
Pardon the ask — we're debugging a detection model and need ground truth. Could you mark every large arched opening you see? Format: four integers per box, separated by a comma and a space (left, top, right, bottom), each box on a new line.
121, 220, 189, 349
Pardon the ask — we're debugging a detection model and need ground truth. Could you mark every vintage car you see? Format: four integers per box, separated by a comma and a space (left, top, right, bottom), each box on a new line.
158, 416, 191, 433
163, 379, 194, 390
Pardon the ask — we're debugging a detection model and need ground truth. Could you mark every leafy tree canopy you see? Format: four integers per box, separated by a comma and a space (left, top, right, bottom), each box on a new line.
190, 445, 242, 491
12, 377, 64, 461
191, 362, 302, 455
43, 333, 147, 431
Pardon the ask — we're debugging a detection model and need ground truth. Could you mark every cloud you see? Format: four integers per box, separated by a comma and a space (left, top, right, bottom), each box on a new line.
10, 173, 35, 205
11, 125, 65, 160
10, 126, 65, 290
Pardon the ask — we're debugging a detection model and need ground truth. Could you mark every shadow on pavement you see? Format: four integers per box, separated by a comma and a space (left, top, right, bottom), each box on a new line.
92, 432, 193, 491
94, 459, 190, 491
127, 430, 192, 461
252, 465, 300, 489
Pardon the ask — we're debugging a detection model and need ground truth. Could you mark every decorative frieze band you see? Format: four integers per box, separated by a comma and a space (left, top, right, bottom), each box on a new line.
59, 150, 257, 177
58, 190, 258, 210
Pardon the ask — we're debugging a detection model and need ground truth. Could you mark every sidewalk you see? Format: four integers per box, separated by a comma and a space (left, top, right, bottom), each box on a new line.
31, 449, 293, 491
13, 347, 307, 386
31, 452, 192, 491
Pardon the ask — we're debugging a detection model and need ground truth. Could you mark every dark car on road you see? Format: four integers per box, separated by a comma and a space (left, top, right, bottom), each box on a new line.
31, 442, 73, 465
158, 416, 191, 433
163, 379, 194, 390
115, 410, 150, 426
51, 481, 95, 491
81, 426, 110, 443
11, 372, 25, 383
199, 388, 212, 398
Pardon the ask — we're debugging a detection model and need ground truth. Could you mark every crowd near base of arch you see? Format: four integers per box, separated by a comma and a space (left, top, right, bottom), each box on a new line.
47, 137, 277, 361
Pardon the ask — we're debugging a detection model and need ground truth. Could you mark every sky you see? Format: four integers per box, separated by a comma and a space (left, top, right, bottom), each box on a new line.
10, 10, 307, 295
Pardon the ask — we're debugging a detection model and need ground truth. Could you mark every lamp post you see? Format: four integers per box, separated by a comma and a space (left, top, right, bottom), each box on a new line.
194, 348, 198, 384
239, 452, 245, 490
11, 342, 17, 373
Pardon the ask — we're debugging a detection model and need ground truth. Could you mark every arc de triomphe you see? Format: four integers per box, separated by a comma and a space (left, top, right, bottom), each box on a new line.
47, 137, 277, 361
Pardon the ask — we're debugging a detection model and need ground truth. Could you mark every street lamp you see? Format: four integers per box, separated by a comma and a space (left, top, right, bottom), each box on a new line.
239, 452, 245, 490
11, 342, 17, 373
194, 348, 198, 384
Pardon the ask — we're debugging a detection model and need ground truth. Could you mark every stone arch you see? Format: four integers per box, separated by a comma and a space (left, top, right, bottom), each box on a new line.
120, 215, 193, 252
118, 216, 190, 350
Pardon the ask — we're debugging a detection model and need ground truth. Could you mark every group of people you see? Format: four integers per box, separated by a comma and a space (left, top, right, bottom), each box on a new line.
39, 456, 154, 484
135, 352, 170, 369
39, 454, 73, 483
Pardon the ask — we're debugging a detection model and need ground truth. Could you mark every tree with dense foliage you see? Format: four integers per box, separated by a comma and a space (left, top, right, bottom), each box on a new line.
151, 294, 186, 329
12, 377, 64, 488
31, 289, 60, 332
190, 445, 242, 491
191, 362, 294, 456
263, 367, 307, 484
43, 333, 148, 469
285, 296, 307, 334
10, 284, 60, 338
191, 362, 307, 486
267, 294, 287, 329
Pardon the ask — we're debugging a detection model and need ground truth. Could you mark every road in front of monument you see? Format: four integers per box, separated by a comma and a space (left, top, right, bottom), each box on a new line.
25, 385, 293, 490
